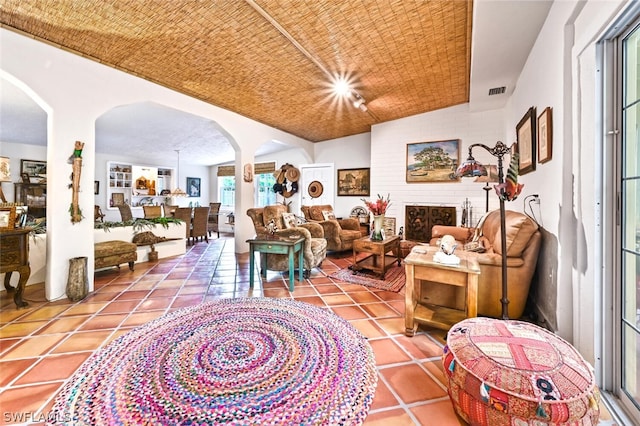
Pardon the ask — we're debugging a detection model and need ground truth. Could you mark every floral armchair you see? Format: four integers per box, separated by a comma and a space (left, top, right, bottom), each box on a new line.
300, 205, 362, 252
247, 205, 327, 277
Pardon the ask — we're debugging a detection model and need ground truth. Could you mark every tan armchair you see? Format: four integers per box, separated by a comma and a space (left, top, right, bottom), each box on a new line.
247, 205, 327, 277
426, 209, 541, 319
300, 205, 362, 252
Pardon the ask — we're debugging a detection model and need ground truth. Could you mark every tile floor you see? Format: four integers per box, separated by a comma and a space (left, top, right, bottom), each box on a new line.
0, 235, 616, 425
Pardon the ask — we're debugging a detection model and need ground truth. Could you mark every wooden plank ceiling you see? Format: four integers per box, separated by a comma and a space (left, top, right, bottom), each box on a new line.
0, 0, 472, 142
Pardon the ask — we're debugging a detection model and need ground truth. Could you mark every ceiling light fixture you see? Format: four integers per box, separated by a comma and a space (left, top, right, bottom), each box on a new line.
351, 92, 368, 112
170, 149, 187, 197
245, 0, 375, 118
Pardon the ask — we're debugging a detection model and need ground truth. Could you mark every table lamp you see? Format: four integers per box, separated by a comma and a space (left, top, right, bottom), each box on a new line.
456, 141, 521, 319
0, 156, 11, 203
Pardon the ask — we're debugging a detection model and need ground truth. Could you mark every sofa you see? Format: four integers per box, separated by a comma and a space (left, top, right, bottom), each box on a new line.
300, 205, 362, 252
427, 209, 541, 319
247, 205, 327, 277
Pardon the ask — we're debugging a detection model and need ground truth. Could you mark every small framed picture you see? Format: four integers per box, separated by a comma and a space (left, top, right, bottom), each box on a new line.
20, 159, 47, 181
516, 107, 536, 175
94, 181, 100, 195
187, 177, 201, 197
0, 206, 17, 230
537, 107, 553, 164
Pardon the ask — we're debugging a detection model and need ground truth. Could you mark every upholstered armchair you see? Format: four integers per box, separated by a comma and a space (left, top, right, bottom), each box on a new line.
300, 205, 362, 252
427, 209, 541, 319
247, 205, 327, 277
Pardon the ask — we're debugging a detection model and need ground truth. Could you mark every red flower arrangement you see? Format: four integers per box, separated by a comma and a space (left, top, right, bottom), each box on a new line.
361, 193, 391, 216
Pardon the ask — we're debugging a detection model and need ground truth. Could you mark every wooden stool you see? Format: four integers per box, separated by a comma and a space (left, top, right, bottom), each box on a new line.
94, 241, 137, 271
443, 317, 600, 425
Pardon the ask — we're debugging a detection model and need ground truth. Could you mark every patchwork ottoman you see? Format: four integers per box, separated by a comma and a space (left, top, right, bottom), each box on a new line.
442, 317, 600, 426
94, 240, 137, 271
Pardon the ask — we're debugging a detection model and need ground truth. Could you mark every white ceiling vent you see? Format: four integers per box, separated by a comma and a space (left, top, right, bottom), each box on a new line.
488, 86, 506, 96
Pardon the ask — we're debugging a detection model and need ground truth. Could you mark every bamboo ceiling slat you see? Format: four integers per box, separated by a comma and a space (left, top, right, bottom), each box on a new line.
0, 0, 472, 142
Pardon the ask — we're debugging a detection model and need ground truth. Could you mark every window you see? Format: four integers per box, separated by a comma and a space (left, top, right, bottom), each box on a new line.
255, 172, 276, 207
218, 176, 235, 207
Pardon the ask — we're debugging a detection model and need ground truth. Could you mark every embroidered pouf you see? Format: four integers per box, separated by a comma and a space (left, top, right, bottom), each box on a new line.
442, 317, 600, 426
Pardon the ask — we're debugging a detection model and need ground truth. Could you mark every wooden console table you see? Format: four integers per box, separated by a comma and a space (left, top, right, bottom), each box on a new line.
1, 228, 32, 308
350, 235, 401, 279
247, 235, 305, 291
404, 247, 479, 335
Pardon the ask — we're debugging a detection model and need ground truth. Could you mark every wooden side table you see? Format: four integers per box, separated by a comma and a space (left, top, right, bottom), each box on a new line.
403, 247, 479, 335
247, 236, 305, 291
1, 227, 32, 308
350, 235, 401, 279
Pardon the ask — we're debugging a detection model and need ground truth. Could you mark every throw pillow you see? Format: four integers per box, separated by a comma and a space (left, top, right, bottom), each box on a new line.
322, 210, 336, 220
282, 212, 298, 229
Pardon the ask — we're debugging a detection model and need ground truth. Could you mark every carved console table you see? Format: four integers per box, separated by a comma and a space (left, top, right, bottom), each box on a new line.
1, 228, 31, 308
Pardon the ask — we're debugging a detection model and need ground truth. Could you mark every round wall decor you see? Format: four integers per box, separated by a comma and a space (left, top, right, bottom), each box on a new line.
308, 181, 324, 198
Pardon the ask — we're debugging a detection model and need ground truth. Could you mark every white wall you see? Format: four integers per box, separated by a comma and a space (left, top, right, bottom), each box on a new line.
313, 132, 371, 218
369, 104, 506, 231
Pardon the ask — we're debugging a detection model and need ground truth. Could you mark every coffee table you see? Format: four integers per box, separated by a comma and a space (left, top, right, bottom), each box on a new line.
247, 235, 305, 291
404, 246, 480, 334
350, 235, 401, 279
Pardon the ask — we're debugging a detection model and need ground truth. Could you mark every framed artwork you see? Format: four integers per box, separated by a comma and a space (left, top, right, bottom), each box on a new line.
187, 177, 201, 197
0, 206, 16, 230
406, 139, 460, 183
516, 107, 536, 175
111, 192, 125, 206
337, 168, 370, 196
537, 107, 553, 164
94, 181, 100, 195
20, 159, 47, 182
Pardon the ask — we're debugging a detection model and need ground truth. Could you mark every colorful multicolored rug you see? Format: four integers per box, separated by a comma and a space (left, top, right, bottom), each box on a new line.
49, 298, 377, 425
330, 263, 405, 292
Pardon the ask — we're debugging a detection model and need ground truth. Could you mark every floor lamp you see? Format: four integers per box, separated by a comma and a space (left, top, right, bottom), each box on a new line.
474, 165, 499, 212
456, 141, 513, 319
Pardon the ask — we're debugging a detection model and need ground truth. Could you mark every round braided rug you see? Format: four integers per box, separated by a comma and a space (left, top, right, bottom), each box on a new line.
50, 298, 377, 425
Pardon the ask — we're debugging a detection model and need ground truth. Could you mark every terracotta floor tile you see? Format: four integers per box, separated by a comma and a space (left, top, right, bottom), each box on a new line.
136, 298, 172, 311
34, 316, 89, 335
1, 334, 66, 360
0, 338, 20, 356
15, 352, 92, 385
0, 383, 62, 425
321, 294, 354, 306
369, 376, 400, 410
114, 290, 150, 301
362, 408, 414, 425
410, 399, 463, 425
100, 299, 141, 314
121, 311, 166, 327
0, 358, 38, 387
290, 286, 318, 297
149, 288, 180, 298
170, 295, 205, 308
395, 334, 443, 359
79, 313, 126, 331
314, 284, 342, 295
376, 317, 407, 336
369, 339, 411, 365
18, 305, 70, 322
59, 302, 108, 316
423, 360, 447, 386
349, 291, 382, 304
0, 321, 49, 339
360, 302, 401, 319
331, 305, 369, 321
380, 364, 447, 404
83, 291, 119, 303
293, 295, 325, 307
51, 330, 113, 353
350, 319, 388, 339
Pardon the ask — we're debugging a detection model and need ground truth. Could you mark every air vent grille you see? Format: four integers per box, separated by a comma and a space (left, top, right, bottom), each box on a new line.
488, 86, 506, 96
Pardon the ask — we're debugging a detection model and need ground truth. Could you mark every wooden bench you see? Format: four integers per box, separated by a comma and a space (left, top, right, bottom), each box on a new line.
94, 240, 137, 271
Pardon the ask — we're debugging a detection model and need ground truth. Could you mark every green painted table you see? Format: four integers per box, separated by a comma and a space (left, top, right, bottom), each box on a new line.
247, 235, 305, 291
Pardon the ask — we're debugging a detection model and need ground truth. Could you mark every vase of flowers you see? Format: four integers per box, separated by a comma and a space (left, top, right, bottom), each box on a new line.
362, 194, 391, 241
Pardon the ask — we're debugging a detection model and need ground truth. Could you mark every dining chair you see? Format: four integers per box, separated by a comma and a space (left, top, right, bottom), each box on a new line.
143, 205, 162, 219
173, 207, 193, 244
117, 204, 133, 222
207, 202, 221, 238
191, 206, 211, 244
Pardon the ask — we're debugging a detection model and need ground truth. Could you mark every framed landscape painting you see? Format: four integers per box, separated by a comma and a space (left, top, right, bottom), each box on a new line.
406, 139, 460, 183
337, 168, 370, 196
